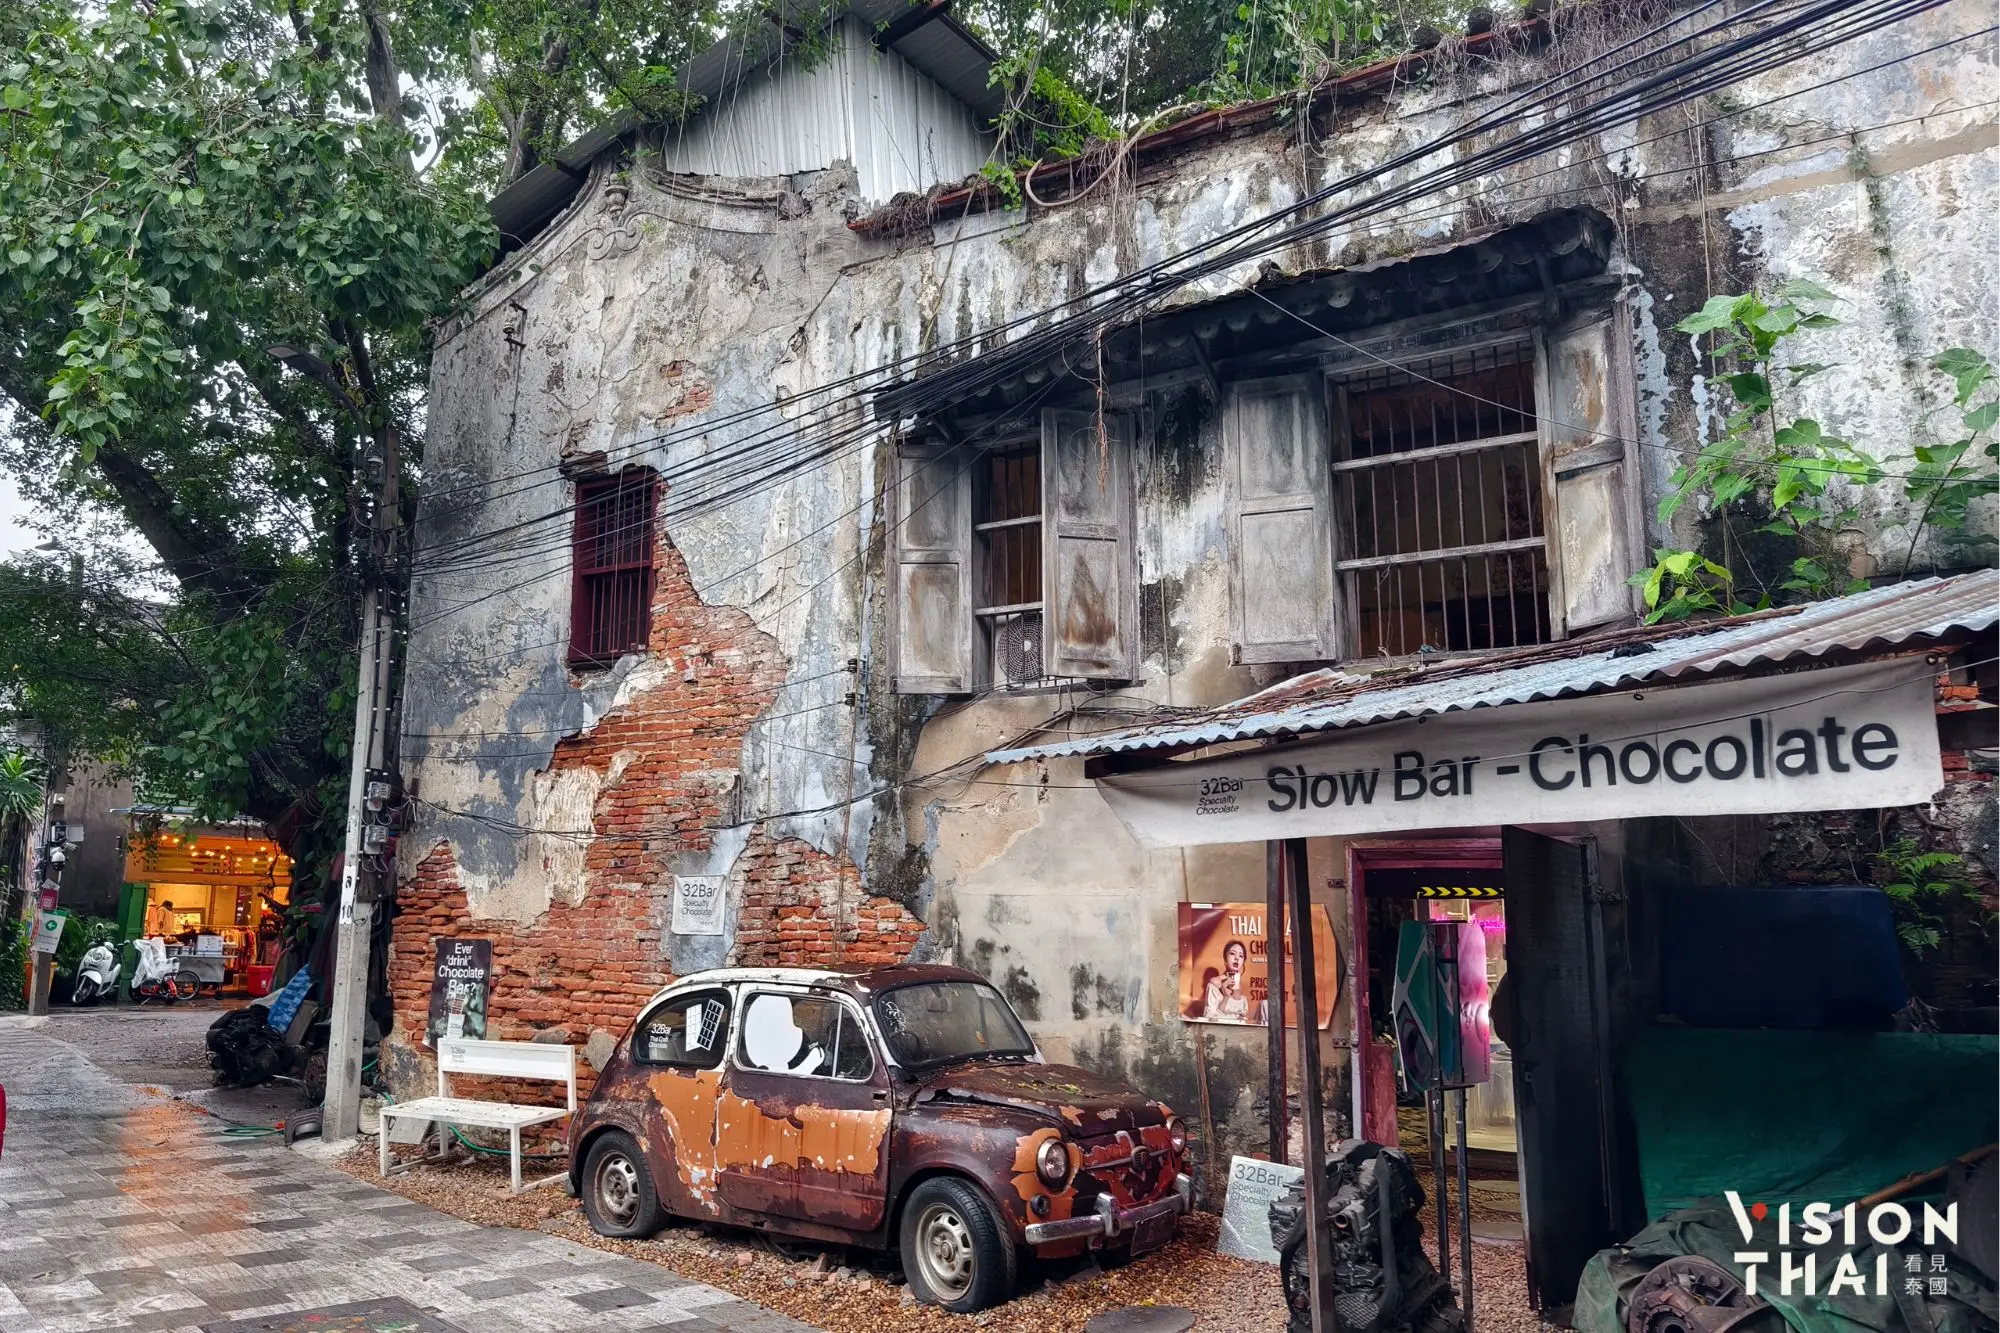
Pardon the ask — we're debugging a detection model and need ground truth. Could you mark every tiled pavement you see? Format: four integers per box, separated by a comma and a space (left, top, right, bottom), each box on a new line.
0, 1017, 817, 1333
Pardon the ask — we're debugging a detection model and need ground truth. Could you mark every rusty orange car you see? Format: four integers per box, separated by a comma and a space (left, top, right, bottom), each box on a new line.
569, 964, 1191, 1311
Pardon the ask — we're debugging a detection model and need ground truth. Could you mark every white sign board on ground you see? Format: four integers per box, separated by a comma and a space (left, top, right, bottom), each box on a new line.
671, 875, 726, 935
1100, 660, 1940, 849
1217, 1155, 1305, 1264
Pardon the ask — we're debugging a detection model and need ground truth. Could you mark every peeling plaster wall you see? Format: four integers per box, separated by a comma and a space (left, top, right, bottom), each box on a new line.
405, 8, 1996, 1170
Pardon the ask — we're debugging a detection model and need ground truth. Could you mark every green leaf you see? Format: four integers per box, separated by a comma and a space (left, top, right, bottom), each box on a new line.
1675, 294, 1740, 336
1778, 278, 1838, 304
1772, 464, 1809, 511
1772, 418, 1822, 450
1750, 307, 1799, 335
1725, 372, 1771, 412
1933, 348, 1993, 405
1964, 402, 1998, 434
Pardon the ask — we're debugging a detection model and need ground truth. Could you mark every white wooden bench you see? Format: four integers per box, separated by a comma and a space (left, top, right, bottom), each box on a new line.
378, 1038, 576, 1194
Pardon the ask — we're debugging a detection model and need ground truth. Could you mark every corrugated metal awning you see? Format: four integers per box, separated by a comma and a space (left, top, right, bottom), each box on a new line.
986, 569, 1999, 765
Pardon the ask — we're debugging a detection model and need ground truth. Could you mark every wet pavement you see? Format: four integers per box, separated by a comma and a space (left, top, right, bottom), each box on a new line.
0, 1013, 817, 1333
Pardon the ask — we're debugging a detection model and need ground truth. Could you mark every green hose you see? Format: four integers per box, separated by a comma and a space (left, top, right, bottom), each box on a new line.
222, 1124, 283, 1137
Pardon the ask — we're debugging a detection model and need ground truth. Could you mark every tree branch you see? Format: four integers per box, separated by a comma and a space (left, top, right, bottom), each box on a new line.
91, 444, 259, 609
356, 0, 403, 127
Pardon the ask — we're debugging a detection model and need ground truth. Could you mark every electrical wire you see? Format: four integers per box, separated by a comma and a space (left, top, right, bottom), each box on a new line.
397, 3, 1981, 617
410, 647, 1987, 842
404, 0, 1911, 533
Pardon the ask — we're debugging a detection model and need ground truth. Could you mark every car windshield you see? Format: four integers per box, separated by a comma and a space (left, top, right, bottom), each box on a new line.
872, 981, 1036, 1070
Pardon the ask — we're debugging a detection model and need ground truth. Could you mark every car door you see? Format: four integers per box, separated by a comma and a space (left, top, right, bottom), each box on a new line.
717, 988, 892, 1230
630, 986, 735, 1218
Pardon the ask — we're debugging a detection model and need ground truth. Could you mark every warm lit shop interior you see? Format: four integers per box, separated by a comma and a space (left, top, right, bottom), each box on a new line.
122, 820, 293, 996
1357, 849, 1518, 1167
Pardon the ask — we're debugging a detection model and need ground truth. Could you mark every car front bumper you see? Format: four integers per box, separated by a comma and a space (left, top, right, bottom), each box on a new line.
1022, 1173, 1193, 1246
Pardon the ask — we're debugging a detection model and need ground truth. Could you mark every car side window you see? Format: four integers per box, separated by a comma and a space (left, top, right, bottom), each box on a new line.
635, 990, 732, 1069
738, 992, 875, 1082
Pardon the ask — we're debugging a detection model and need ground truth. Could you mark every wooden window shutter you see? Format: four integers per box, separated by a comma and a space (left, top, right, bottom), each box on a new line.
891, 440, 974, 693
1537, 308, 1644, 635
1041, 407, 1138, 680
1226, 376, 1339, 664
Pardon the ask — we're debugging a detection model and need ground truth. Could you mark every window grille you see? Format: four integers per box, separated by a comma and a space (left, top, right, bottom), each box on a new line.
973, 444, 1045, 685
569, 469, 658, 666
1335, 345, 1551, 657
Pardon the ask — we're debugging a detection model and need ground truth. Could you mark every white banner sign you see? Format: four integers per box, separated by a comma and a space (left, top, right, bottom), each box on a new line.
1100, 660, 1941, 849
671, 875, 727, 935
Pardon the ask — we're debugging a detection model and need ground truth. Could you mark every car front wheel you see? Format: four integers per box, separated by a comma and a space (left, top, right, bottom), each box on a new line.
899, 1177, 1017, 1313
582, 1131, 665, 1239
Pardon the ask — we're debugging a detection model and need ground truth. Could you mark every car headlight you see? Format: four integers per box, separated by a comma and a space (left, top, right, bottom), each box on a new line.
1036, 1136, 1071, 1188
1165, 1116, 1187, 1154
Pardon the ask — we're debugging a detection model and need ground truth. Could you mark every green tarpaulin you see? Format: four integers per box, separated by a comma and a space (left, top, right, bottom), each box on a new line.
1573, 1027, 1997, 1333
1577, 1206, 1995, 1333
1624, 1027, 1998, 1216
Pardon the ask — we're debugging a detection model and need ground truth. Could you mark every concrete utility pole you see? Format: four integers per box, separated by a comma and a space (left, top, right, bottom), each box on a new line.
25, 788, 66, 1017
271, 344, 401, 1143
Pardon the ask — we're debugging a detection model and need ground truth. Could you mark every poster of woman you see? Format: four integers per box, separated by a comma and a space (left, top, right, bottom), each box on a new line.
1177, 902, 1341, 1028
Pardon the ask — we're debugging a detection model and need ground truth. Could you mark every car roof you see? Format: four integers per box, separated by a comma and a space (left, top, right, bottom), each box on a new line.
638, 963, 988, 1009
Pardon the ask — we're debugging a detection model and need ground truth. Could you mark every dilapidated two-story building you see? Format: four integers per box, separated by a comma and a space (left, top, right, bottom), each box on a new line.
387, 0, 1996, 1308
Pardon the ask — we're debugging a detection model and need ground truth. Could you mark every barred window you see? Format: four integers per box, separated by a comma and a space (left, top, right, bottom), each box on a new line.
973, 443, 1045, 687
1334, 346, 1552, 657
569, 469, 658, 667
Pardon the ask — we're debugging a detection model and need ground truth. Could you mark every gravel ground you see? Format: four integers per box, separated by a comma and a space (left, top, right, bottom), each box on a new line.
335, 1146, 1288, 1331
1419, 1206, 1542, 1333
334, 1145, 1543, 1333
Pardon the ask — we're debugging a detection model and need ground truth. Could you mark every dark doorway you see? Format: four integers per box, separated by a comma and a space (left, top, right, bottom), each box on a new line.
1501, 828, 1620, 1312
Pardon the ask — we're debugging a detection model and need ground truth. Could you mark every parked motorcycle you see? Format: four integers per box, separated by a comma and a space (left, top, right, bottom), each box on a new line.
71, 941, 120, 1005
131, 936, 199, 1004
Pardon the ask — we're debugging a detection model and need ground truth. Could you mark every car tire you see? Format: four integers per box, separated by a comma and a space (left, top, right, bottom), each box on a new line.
899, 1176, 1017, 1314
582, 1131, 665, 1239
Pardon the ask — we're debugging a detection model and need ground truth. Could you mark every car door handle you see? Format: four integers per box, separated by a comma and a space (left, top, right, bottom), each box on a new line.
871, 1090, 888, 1102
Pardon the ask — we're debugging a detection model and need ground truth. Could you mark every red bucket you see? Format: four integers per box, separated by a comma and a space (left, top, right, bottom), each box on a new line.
246, 964, 276, 998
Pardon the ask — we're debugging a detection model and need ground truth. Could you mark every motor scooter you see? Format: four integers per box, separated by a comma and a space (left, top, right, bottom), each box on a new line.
71, 941, 119, 1005
132, 937, 198, 1004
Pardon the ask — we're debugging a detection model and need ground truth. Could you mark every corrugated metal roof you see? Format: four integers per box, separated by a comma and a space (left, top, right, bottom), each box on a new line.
489, 0, 1000, 253
660, 16, 994, 205
987, 570, 2000, 765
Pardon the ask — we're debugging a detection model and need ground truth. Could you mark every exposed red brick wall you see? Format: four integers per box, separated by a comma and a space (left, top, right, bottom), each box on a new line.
387, 527, 924, 1096
730, 835, 927, 969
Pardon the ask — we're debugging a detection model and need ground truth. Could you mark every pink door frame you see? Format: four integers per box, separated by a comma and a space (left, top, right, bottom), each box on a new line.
1345, 836, 1504, 1139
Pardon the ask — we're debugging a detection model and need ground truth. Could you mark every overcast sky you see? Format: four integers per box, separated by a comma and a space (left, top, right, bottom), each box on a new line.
0, 472, 42, 558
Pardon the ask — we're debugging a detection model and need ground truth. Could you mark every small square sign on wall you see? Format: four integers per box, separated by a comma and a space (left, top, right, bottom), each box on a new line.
672, 875, 726, 936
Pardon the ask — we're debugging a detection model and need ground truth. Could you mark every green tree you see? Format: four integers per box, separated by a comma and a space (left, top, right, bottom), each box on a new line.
961, 0, 1448, 127
0, 0, 492, 897
0, 750, 43, 919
